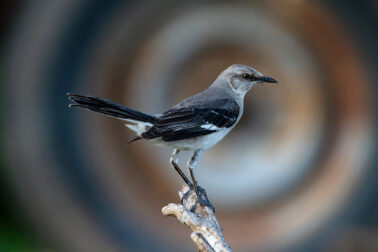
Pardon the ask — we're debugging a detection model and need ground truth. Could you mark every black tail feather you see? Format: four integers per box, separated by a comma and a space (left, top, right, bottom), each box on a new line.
67, 93, 155, 124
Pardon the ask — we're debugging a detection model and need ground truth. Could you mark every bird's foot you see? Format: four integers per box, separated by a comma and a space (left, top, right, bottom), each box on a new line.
181, 183, 193, 204
195, 193, 215, 213
181, 183, 215, 213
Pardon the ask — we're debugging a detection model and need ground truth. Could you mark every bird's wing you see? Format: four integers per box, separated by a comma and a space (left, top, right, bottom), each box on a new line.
142, 99, 239, 142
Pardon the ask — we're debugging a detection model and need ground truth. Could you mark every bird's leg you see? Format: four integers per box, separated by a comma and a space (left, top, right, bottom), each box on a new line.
188, 150, 203, 197
170, 149, 191, 185
188, 150, 215, 212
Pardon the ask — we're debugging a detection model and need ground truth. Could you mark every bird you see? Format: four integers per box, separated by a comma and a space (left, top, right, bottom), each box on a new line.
67, 64, 277, 210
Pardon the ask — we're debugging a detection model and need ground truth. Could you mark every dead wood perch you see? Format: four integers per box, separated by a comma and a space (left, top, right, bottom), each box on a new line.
162, 184, 232, 252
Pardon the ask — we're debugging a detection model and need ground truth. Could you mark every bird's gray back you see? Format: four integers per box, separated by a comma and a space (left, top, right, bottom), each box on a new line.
168, 81, 242, 112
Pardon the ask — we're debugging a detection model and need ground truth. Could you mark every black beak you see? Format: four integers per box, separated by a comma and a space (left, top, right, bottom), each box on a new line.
261, 76, 278, 83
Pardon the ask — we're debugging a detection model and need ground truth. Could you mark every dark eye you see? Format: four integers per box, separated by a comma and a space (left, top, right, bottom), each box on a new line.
242, 73, 252, 80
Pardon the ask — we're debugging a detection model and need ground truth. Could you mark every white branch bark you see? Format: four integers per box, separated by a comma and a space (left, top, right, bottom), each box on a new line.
162, 184, 232, 252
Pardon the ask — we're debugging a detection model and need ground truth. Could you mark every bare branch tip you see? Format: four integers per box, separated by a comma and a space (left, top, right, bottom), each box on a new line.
162, 185, 232, 251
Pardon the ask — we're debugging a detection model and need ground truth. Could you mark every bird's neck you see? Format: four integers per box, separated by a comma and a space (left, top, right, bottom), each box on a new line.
208, 84, 245, 111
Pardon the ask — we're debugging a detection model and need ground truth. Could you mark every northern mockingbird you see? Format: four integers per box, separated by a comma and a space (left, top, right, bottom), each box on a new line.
68, 64, 277, 210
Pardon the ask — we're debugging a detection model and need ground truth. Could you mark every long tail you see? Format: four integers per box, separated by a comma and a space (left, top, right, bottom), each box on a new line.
67, 93, 155, 124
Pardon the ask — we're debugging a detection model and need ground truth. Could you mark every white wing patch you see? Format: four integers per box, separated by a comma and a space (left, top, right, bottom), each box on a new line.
200, 123, 223, 131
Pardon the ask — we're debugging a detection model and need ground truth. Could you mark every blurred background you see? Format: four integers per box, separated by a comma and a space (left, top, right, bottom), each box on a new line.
1, 0, 377, 251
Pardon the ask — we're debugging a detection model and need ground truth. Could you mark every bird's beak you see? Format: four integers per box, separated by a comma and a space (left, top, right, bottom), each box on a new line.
261, 76, 278, 83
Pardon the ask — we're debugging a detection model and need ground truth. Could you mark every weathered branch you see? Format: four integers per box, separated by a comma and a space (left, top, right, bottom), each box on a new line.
162, 184, 232, 252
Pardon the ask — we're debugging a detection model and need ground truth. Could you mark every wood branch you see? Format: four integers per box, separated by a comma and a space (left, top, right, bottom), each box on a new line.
162, 184, 232, 252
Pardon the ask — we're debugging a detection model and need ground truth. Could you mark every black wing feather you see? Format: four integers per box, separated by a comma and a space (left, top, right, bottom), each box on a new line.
142, 99, 239, 142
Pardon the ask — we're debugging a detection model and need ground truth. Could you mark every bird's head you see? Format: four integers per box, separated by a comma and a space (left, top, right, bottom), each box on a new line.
222, 64, 277, 96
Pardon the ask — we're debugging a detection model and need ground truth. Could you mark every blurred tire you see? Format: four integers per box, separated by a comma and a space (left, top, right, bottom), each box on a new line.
3, 0, 377, 251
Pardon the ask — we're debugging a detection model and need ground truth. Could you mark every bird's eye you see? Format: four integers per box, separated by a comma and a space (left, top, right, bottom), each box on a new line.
242, 73, 252, 80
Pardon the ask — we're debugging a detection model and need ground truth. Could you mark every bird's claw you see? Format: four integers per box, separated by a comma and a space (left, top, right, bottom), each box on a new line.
194, 196, 215, 213
181, 183, 215, 212
181, 184, 192, 204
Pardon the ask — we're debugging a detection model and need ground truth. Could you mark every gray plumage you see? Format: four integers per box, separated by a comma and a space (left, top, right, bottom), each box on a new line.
67, 64, 277, 210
